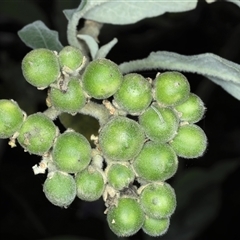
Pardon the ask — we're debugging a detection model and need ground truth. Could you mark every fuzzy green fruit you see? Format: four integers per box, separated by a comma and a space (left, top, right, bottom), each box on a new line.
139, 182, 176, 219
0, 99, 24, 139
174, 93, 205, 123
17, 113, 57, 155
22, 48, 60, 88
133, 141, 178, 182
107, 197, 145, 237
82, 58, 123, 99
154, 71, 190, 106
43, 171, 76, 208
75, 166, 105, 201
142, 216, 170, 237
169, 124, 207, 158
99, 116, 145, 161
58, 46, 84, 72
113, 73, 152, 115
52, 131, 91, 173
139, 103, 179, 143
106, 163, 135, 190
48, 78, 86, 113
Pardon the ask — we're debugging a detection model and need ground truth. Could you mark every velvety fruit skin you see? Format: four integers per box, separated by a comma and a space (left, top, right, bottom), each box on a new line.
169, 124, 207, 158
0, 99, 24, 139
142, 216, 170, 237
140, 183, 176, 219
17, 113, 57, 155
52, 131, 91, 173
49, 78, 86, 113
174, 93, 205, 123
113, 73, 152, 115
106, 163, 135, 190
75, 166, 105, 201
99, 116, 145, 161
82, 58, 123, 99
154, 71, 190, 106
43, 171, 76, 208
22, 48, 60, 88
107, 197, 145, 237
139, 103, 179, 143
58, 46, 83, 71
133, 141, 178, 182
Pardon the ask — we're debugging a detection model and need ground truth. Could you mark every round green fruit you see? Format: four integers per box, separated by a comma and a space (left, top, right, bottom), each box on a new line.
43, 171, 76, 208
107, 197, 145, 237
75, 166, 105, 201
22, 48, 60, 88
82, 58, 123, 99
0, 99, 24, 139
58, 46, 84, 72
106, 163, 135, 190
52, 131, 91, 173
139, 182, 176, 219
139, 103, 179, 143
169, 124, 207, 158
133, 141, 178, 182
48, 77, 86, 113
17, 113, 57, 155
99, 116, 145, 161
142, 216, 170, 237
113, 73, 152, 115
154, 71, 190, 106
174, 93, 205, 123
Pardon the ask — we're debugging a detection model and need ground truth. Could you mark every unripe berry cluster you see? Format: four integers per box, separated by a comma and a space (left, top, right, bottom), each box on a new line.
0, 46, 207, 238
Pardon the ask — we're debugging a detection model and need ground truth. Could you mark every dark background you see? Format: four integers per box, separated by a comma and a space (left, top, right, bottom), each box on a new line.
1, 0, 240, 240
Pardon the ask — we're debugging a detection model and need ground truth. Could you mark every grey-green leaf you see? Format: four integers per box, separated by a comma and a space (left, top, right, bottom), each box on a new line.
119, 51, 240, 100
227, 0, 240, 8
18, 20, 63, 51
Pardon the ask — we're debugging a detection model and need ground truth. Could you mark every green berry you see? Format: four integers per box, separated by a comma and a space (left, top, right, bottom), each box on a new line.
133, 141, 178, 182
48, 77, 86, 113
106, 163, 135, 190
22, 48, 60, 88
52, 131, 91, 173
154, 71, 190, 106
0, 99, 24, 139
17, 113, 57, 155
113, 73, 152, 115
82, 58, 123, 99
99, 116, 145, 161
75, 166, 105, 201
139, 103, 179, 143
139, 182, 176, 219
58, 46, 84, 72
142, 216, 170, 237
107, 197, 145, 237
43, 171, 76, 208
174, 93, 205, 123
169, 124, 207, 158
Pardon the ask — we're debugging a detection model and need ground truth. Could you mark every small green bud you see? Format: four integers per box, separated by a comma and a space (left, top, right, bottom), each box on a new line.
139, 103, 179, 143
99, 116, 145, 161
22, 48, 60, 88
113, 73, 152, 115
107, 197, 145, 237
133, 141, 178, 182
82, 58, 123, 99
43, 171, 76, 208
17, 113, 58, 155
52, 131, 91, 173
75, 166, 105, 201
154, 71, 190, 106
0, 99, 24, 139
139, 182, 176, 219
169, 124, 207, 158
48, 77, 86, 113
